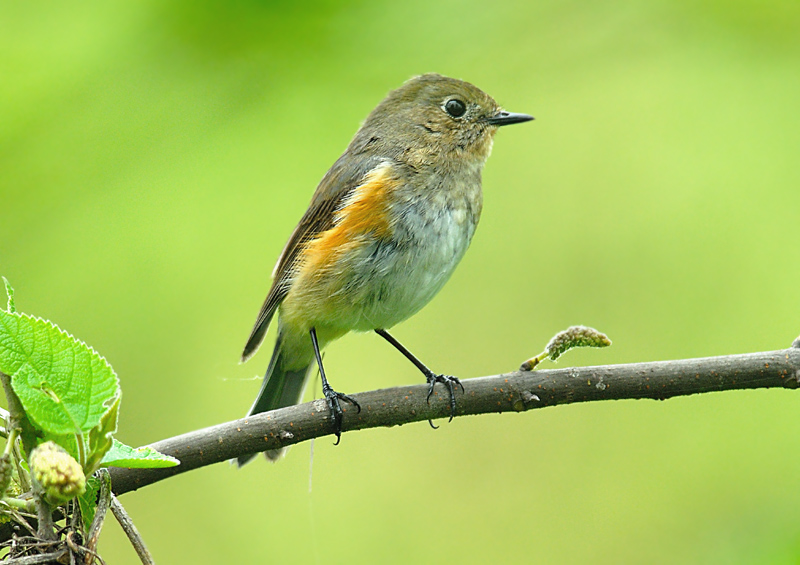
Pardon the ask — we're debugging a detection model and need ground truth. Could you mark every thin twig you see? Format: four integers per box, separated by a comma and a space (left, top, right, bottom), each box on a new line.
1, 536, 61, 550
66, 531, 81, 564
69, 500, 81, 536
110, 495, 154, 565
0, 505, 36, 537
1, 497, 36, 514
12, 442, 30, 494
66, 530, 105, 565
68, 501, 81, 565
3, 549, 69, 564
85, 470, 111, 561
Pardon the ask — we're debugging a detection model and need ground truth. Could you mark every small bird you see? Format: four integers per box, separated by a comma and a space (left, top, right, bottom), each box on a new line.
238, 73, 532, 465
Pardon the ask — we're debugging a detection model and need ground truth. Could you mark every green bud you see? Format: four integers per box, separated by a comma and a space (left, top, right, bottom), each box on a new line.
29, 441, 86, 504
0, 454, 12, 499
546, 325, 612, 361
520, 326, 612, 371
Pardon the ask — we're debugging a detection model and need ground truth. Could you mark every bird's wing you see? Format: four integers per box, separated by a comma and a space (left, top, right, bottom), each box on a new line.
240, 154, 386, 362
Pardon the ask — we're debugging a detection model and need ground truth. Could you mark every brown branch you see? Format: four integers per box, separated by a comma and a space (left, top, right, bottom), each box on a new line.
109, 345, 800, 496
3, 550, 69, 564
85, 469, 112, 560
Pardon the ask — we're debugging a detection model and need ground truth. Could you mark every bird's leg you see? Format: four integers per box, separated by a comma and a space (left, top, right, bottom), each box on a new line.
310, 328, 360, 445
374, 329, 464, 428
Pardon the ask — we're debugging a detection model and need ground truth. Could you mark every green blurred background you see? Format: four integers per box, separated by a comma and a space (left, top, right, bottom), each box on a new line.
2, 0, 800, 562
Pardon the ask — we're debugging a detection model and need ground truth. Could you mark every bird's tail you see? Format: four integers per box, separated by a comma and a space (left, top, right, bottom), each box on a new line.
236, 334, 313, 466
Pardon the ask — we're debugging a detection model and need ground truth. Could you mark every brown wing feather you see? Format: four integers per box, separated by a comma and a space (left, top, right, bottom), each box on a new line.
240, 154, 385, 362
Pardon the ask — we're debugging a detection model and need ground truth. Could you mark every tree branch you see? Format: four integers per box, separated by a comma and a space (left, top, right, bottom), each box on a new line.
109, 344, 800, 495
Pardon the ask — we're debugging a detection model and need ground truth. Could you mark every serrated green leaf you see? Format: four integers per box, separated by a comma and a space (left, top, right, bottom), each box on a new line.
77, 475, 100, 532
2, 278, 14, 314
0, 310, 119, 435
100, 439, 179, 469
85, 395, 120, 474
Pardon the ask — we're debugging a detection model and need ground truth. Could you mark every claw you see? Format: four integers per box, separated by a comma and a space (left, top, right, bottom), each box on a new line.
310, 327, 360, 445
323, 387, 359, 444
425, 373, 463, 422
374, 330, 462, 426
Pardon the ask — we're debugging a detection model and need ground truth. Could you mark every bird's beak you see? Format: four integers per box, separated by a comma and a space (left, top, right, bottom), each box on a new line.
486, 111, 534, 126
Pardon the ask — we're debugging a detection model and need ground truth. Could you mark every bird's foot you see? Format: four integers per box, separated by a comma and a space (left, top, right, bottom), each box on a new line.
425, 372, 464, 428
322, 385, 361, 445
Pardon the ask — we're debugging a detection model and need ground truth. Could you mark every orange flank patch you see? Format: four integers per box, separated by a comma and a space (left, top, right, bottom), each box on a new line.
300, 162, 398, 272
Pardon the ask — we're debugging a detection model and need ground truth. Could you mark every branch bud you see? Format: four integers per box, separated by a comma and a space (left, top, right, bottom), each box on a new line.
546, 325, 612, 361
29, 441, 86, 504
0, 454, 11, 499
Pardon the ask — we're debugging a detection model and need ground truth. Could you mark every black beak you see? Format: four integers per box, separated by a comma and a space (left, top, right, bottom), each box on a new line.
486, 111, 534, 126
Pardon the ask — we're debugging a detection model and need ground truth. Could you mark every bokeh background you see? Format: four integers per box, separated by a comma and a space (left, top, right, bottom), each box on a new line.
2, 1, 800, 563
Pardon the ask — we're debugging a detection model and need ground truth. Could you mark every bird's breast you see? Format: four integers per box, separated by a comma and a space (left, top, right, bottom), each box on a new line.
340, 169, 483, 330
282, 163, 483, 333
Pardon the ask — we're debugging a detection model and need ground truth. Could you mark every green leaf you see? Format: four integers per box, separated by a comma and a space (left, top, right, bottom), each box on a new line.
0, 309, 119, 436
85, 395, 120, 474
77, 475, 100, 532
40, 433, 81, 465
100, 439, 179, 469
2, 278, 14, 313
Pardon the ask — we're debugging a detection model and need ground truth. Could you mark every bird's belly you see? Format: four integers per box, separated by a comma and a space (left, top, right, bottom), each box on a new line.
347, 222, 472, 330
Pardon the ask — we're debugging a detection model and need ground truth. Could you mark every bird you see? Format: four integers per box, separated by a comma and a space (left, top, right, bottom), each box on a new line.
238, 73, 532, 465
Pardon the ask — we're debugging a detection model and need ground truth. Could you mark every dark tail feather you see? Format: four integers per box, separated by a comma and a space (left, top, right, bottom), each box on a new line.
236, 338, 312, 467
241, 316, 271, 363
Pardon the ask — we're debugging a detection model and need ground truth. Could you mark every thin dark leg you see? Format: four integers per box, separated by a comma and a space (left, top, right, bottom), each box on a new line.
310, 328, 360, 445
374, 329, 463, 426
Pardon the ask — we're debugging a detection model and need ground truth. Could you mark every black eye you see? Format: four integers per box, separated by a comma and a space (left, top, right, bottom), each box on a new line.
444, 99, 466, 118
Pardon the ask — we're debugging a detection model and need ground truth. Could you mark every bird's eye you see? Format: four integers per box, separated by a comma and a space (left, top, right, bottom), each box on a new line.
444, 99, 466, 118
